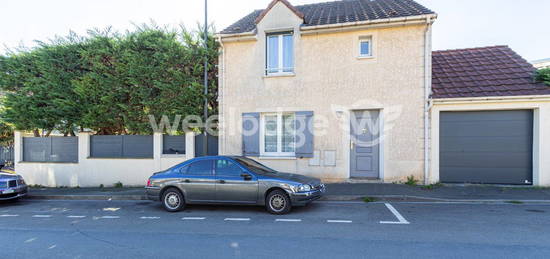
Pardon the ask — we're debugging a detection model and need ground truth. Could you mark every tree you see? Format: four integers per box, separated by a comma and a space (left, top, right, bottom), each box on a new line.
0, 24, 219, 135
0, 34, 86, 136
535, 68, 550, 86
75, 25, 218, 134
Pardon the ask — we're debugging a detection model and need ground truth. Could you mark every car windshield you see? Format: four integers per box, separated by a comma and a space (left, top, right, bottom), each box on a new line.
234, 157, 277, 175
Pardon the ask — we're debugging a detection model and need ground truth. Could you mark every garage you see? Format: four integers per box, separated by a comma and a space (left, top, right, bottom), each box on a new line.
439, 110, 533, 185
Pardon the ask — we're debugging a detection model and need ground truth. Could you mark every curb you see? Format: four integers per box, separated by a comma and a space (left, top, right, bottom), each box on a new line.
26, 194, 550, 204
27, 195, 147, 201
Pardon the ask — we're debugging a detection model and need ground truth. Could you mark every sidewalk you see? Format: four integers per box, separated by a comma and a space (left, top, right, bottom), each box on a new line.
26, 183, 550, 203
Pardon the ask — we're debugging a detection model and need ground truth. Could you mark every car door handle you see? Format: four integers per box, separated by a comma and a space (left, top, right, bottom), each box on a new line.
181, 179, 190, 183
218, 180, 226, 184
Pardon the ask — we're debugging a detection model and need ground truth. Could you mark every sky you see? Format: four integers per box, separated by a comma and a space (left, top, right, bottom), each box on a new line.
1, 0, 549, 61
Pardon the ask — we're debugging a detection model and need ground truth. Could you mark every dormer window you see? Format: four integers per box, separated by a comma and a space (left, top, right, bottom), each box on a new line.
266, 32, 294, 75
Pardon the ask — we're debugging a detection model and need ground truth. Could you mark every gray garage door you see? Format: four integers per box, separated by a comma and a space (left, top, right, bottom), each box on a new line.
440, 110, 533, 185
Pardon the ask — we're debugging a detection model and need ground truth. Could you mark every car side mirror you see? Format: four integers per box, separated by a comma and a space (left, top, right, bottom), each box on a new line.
240, 173, 252, 181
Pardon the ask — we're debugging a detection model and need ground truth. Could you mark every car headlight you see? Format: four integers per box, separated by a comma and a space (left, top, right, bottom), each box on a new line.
297, 184, 312, 192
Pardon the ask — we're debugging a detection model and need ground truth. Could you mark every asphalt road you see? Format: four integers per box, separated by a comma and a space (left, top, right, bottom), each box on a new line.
1, 199, 550, 259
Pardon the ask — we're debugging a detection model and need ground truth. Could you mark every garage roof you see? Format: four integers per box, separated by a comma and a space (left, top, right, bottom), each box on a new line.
432, 46, 550, 99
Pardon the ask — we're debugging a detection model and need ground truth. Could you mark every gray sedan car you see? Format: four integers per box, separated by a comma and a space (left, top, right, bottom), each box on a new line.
0, 167, 28, 201
146, 156, 325, 214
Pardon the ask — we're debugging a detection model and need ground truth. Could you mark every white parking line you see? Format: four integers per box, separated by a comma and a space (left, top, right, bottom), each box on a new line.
224, 218, 250, 221
32, 215, 52, 218
380, 203, 410, 225
0, 214, 18, 217
99, 216, 120, 219
275, 219, 302, 222
327, 220, 353, 223
182, 217, 206, 220
24, 238, 36, 243
67, 215, 86, 218
140, 216, 160, 219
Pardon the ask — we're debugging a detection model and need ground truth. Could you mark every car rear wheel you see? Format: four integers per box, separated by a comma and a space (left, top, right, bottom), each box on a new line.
266, 189, 291, 215
162, 188, 185, 212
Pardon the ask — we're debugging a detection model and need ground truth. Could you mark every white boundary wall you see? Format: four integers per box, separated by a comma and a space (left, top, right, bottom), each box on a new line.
14, 131, 195, 187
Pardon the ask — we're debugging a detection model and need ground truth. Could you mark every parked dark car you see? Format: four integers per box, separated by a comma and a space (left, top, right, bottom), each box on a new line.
146, 156, 325, 214
0, 164, 28, 201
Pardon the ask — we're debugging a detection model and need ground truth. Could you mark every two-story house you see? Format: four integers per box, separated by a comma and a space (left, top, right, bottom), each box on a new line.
217, 0, 550, 186
217, 0, 436, 183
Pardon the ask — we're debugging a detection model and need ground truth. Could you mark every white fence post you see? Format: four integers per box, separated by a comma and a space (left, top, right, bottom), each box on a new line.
14, 131, 23, 165
153, 132, 162, 171
185, 131, 195, 160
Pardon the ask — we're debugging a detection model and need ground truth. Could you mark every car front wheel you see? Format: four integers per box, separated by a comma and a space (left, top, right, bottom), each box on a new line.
266, 189, 291, 215
162, 188, 185, 212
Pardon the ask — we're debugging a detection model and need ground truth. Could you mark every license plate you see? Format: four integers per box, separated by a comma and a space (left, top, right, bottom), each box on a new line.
2, 189, 15, 194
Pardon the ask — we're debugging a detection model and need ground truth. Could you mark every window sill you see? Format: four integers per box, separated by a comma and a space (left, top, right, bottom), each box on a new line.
263, 72, 296, 78
258, 156, 296, 160
357, 55, 375, 60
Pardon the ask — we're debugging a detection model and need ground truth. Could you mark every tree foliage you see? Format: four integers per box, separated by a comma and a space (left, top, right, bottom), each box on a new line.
0, 24, 219, 135
535, 68, 550, 86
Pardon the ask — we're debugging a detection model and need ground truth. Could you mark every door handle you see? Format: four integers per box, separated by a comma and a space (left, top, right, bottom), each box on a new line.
350, 141, 355, 150
218, 180, 226, 184
181, 179, 190, 183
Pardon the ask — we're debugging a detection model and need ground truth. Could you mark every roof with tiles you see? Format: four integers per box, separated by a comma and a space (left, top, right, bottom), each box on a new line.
432, 46, 550, 99
220, 0, 435, 34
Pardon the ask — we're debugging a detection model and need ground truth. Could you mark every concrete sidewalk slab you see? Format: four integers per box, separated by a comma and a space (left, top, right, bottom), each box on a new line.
25, 183, 550, 203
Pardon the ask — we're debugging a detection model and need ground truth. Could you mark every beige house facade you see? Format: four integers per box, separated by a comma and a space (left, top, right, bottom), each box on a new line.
217, 0, 550, 186
218, 0, 436, 183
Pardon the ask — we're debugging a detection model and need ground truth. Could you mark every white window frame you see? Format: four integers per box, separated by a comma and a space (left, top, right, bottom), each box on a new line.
259, 113, 296, 157
358, 36, 373, 58
266, 33, 294, 75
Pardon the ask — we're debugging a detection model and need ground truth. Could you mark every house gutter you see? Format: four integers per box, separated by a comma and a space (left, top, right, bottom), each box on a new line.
423, 16, 435, 185
432, 95, 550, 104
300, 14, 437, 35
217, 31, 257, 42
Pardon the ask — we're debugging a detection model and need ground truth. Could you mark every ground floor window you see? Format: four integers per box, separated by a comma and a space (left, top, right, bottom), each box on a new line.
260, 113, 295, 156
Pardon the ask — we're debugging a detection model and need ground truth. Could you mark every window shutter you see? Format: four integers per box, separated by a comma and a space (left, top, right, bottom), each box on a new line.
295, 111, 314, 158
242, 113, 260, 157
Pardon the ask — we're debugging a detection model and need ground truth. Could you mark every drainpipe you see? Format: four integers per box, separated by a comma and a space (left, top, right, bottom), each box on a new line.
423, 17, 433, 185
218, 35, 226, 155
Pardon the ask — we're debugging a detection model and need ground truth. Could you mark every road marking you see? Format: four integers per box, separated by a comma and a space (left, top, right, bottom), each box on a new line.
32, 215, 52, 218
224, 218, 250, 221
99, 216, 120, 219
275, 219, 302, 222
0, 214, 18, 217
67, 216, 86, 218
140, 216, 160, 219
182, 217, 206, 220
380, 203, 410, 225
24, 238, 36, 243
327, 220, 352, 223
48, 245, 57, 249
103, 208, 120, 212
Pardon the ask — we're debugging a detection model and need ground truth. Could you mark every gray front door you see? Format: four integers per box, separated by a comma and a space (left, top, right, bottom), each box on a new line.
350, 110, 380, 178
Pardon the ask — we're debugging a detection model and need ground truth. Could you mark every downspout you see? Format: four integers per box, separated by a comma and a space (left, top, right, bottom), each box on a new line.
423, 17, 433, 185
218, 35, 226, 155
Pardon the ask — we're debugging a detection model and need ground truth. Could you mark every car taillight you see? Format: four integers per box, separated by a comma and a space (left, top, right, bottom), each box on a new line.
146, 179, 152, 187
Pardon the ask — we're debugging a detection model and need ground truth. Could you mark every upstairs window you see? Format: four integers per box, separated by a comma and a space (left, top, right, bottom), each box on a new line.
266, 32, 294, 75
359, 36, 373, 57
